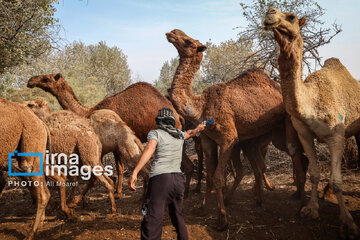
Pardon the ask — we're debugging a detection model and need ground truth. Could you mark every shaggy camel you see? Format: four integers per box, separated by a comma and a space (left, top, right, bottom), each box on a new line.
166, 29, 307, 230
264, 8, 359, 237
24, 99, 117, 216
27, 74, 196, 197
0, 98, 49, 240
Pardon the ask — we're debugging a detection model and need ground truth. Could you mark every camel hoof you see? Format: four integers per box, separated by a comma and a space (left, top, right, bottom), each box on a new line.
265, 183, 275, 191
215, 213, 229, 232
339, 222, 359, 240
300, 205, 319, 219
106, 212, 116, 218
114, 193, 124, 199
68, 202, 77, 208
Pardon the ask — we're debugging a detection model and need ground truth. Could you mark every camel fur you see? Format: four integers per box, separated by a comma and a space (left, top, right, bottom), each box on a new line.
24, 99, 116, 216
0, 97, 50, 240
166, 29, 307, 230
264, 8, 359, 237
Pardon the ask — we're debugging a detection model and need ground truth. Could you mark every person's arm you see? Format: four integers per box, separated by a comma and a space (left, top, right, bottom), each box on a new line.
184, 121, 206, 140
128, 139, 157, 191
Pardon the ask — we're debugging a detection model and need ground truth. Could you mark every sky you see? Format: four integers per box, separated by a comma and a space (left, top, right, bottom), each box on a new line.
54, 0, 360, 83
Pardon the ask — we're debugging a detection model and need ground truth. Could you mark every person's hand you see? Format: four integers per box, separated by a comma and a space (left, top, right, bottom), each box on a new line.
197, 121, 206, 131
128, 172, 138, 191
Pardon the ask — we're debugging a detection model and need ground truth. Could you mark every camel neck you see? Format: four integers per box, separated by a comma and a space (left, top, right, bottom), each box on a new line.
278, 37, 307, 116
53, 81, 90, 117
170, 55, 204, 123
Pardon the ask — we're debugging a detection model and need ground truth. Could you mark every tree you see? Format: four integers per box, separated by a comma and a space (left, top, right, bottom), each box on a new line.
0, 0, 60, 73
0, 41, 132, 110
88, 41, 131, 96
237, 0, 342, 81
154, 58, 179, 95
201, 38, 254, 85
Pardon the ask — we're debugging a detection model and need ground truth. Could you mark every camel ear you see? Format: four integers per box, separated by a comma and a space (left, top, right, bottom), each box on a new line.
299, 17, 306, 28
197, 45, 207, 52
54, 73, 62, 81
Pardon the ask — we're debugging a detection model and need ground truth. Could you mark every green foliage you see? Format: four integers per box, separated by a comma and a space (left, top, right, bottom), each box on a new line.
154, 58, 179, 95
0, 0, 60, 73
238, 0, 342, 80
201, 39, 254, 85
0, 41, 131, 111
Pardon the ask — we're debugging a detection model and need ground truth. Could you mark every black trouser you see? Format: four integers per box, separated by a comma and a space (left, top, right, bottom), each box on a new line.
141, 173, 188, 240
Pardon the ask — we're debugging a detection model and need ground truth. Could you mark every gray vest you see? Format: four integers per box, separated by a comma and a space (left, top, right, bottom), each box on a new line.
147, 129, 185, 178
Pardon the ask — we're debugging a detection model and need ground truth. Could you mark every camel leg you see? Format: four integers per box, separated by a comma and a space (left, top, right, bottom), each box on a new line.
46, 172, 73, 218
224, 142, 243, 204
114, 151, 125, 199
296, 128, 320, 219
242, 143, 265, 205
355, 134, 360, 168
198, 135, 217, 215
327, 130, 359, 238
193, 136, 204, 193
213, 139, 237, 231
0, 171, 7, 196
26, 176, 50, 240
181, 148, 194, 198
66, 175, 79, 203
285, 116, 308, 203
68, 176, 96, 208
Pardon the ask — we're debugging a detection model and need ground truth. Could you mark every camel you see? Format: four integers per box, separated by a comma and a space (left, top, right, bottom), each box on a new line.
264, 8, 359, 237
76, 107, 150, 201
166, 29, 308, 230
24, 99, 117, 216
27, 74, 196, 197
0, 97, 50, 240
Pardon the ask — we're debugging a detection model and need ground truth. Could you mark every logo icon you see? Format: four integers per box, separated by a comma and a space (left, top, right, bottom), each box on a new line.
8, 150, 43, 176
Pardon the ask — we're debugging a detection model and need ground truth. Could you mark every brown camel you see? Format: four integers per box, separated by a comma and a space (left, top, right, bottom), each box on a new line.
24, 99, 117, 216
0, 98, 50, 240
166, 29, 307, 230
264, 8, 359, 237
27, 74, 196, 197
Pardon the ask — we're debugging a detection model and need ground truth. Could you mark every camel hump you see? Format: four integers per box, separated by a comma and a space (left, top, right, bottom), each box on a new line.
323, 58, 344, 69
233, 68, 274, 86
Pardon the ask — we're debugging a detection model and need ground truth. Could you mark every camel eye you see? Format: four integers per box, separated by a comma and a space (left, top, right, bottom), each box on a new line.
185, 39, 192, 45
41, 78, 50, 83
287, 14, 295, 22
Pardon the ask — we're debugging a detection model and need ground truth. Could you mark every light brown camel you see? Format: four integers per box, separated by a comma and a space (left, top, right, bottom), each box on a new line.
0, 98, 49, 240
78, 108, 150, 201
264, 8, 359, 237
24, 99, 117, 216
166, 29, 307, 230
27, 74, 196, 197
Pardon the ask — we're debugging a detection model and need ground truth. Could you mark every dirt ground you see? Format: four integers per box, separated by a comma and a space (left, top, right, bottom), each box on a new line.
0, 144, 359, 240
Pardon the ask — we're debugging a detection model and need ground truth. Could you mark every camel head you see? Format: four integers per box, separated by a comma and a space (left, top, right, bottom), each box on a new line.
166, 29, 207, 58
23, 99, 51, 120
27, 73, 64, 93
264, 8, 306, 54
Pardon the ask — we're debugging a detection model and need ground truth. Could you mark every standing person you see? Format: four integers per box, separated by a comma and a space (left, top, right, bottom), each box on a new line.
128, 108, 206, 240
